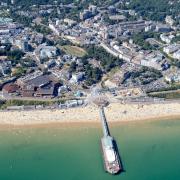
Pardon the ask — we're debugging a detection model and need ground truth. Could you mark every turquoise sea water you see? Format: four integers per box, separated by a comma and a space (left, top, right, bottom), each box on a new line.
0, 119, 180, 180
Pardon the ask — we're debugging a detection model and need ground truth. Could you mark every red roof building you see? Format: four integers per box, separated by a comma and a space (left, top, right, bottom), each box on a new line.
2, 83, 19, 94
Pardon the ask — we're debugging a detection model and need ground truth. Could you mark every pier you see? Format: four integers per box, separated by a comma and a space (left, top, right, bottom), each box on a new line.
99, 107, 122, 174
99, 107, 110, 137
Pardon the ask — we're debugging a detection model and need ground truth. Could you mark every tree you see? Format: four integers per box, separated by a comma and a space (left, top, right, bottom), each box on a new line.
69, 62, 77, 72
84, 45, 123, 72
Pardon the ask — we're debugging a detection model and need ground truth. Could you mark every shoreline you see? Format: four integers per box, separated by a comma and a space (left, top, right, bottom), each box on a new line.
0, 116, 179, 132
0, 102, 180, 127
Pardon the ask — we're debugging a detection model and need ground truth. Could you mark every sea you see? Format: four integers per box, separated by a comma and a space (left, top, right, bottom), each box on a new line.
0, 119, 180, 180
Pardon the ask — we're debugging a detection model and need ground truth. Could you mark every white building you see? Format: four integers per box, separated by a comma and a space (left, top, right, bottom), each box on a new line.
88, 5, 98, 15
163, 44, 180, 54
35, 44, 58, 60
0, 62, 11, 76
160, 34, 175, 44
165, 73, 180, 83
49, 24, 60, 36
64, 18, 77, 26
44, 59, 56, 68
70, 72, 84, 84
165, 16, 174, 26
140, 51, 164, 70
14, 39, 29, 52
173, 50, 180, 60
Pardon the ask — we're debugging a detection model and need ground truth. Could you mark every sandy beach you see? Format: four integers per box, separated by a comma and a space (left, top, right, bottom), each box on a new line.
0, 102, 180, 126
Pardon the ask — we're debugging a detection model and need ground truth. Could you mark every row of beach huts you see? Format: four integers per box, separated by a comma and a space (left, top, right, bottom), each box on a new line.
5, 99, 85, 111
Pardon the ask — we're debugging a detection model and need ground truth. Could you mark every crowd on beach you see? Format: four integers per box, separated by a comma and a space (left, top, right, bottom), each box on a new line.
0, 102, 180, 126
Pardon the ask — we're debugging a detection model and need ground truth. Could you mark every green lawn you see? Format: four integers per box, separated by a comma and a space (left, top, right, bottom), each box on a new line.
60, 45, 87, 57
148, 89, 180, 99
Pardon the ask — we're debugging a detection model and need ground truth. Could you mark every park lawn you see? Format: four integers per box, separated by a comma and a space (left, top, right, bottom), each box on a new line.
148, 89, 180, 99
60, 45, 87, 57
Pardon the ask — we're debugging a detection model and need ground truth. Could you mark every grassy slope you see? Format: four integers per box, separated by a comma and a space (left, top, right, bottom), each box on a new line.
60, 45, 87, 57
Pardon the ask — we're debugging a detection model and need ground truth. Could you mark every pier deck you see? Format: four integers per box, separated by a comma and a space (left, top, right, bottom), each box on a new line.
99, 107, 122, 174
